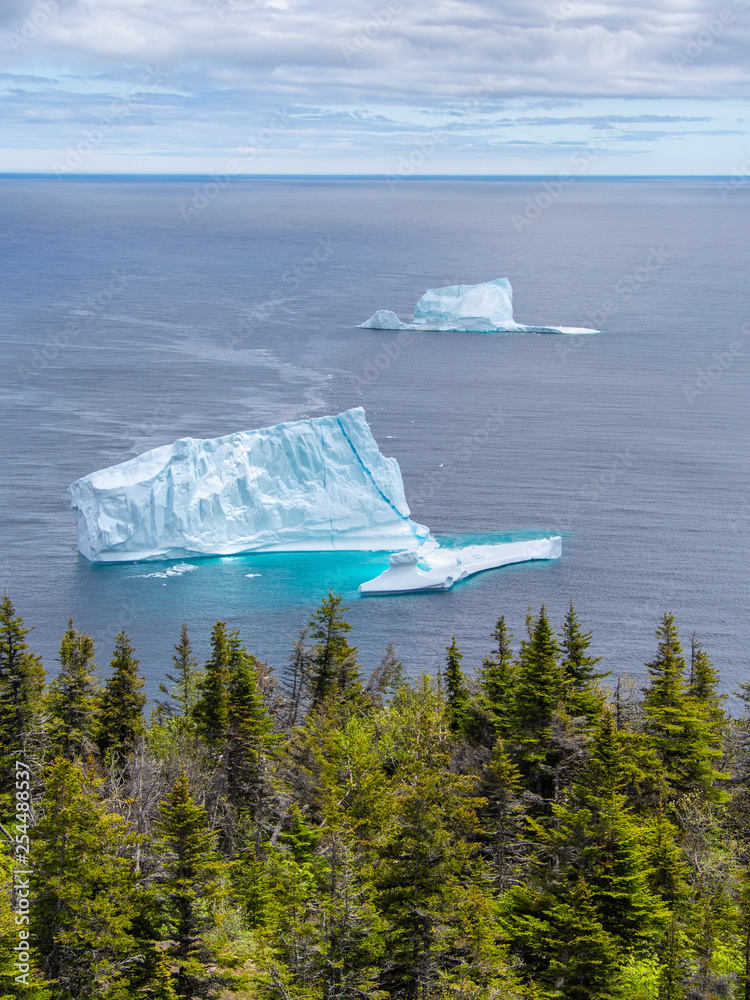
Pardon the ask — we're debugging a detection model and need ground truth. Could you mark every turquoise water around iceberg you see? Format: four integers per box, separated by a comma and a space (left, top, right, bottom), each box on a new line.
71, 531, 560, 693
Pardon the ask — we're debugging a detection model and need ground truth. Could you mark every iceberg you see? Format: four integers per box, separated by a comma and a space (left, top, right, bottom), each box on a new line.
68, 408, 430, 563
359, 277, 598, 334
358, 536, 562, 594
68, 407, 563, 592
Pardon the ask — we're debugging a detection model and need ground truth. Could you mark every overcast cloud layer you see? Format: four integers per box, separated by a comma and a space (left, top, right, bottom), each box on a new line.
1, 0, 749, 173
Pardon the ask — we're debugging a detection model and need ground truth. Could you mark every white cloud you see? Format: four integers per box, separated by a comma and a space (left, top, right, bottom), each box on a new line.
1, 0, 749, 171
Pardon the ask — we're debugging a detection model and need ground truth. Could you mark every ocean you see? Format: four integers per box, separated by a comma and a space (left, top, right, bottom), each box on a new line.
1, 176, 748, 702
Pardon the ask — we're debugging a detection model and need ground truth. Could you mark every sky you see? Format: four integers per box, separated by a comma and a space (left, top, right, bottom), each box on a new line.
1, 0, 749, 175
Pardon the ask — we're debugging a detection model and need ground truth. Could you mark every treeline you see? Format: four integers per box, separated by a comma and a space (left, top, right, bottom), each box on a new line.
1, 590, 750, 999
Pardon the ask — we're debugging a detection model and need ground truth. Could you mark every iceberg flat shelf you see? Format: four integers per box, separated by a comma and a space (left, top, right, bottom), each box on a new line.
358, 536, 562, 594
359, 277, 599, 335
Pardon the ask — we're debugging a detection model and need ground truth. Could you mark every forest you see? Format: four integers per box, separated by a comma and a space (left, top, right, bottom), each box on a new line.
0, 589, 749, 1000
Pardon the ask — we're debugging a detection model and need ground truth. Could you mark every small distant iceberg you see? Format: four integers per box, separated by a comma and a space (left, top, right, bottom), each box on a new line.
359, 536, 561, 594
359, 277, 599, 334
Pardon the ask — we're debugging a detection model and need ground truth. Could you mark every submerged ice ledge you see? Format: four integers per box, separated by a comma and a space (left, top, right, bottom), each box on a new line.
359, 277, 599, 335
358, 536, 562, 594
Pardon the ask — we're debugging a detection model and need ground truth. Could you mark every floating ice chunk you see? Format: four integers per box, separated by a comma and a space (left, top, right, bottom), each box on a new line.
133, 562, 198, 579
358, 536, 562, 594
358, 309, 410, 330
68, 408, 429, 563
358, 277, 598, 334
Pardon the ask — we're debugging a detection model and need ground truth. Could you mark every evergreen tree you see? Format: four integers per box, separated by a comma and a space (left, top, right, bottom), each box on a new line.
48, 619, 98, 760
544, 877, 619, 1000
512, 605, 568, 799
560, 601, 608, 724
31, 757, 146, 998
153, 771, 226, 999
476, 615, 516, 739
0, 593, 45, 792
158, 623, 202, 728
479, 737, 525, 890
0, 841, 51, 998
308, 591, 363, 711
192, 621, 232, 746
687, 635, 727, 760
643, 614, 725, 801
225, 631, 276, 846
97, 631, 147, 761
443, 636, 469, 735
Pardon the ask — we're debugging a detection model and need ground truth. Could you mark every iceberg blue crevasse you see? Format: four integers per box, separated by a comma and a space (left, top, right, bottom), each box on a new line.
68, 408, 430, 563
358, 277, 599, 334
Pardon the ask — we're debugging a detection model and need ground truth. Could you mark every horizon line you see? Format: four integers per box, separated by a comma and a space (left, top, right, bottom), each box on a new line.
0, 171, 737, 181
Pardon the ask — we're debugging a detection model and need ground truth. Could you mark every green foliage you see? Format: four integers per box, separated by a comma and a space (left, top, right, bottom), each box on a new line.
0, 599, 746, 998
193, 621, 233, 747
643, 614, 727, 802
307, 591, 363, 711
30, 757, 145, 999
48, 620, 99, 760
443, 635, 469, 735
158, 623, 203, 730
153, 771, 227, 999
560, 601, 608, 724
475, 615, 516, 740
97, 631, 147, 760
0, 594, 45, 790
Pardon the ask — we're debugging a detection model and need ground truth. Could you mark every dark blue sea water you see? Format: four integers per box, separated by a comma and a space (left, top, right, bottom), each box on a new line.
1, 177, 748, 702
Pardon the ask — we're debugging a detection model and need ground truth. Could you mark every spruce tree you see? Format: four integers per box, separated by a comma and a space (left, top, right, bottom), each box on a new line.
308, 591, 363, 710
443, 635, 469, 735
560, 601, 608, 724
643, 614, 725, 801
158, 623, 202, 728
0, 593, 45, 791
476, 615, 516, 739
192, 621, 232, 746
512, 605, 568, 799
97, 631, 147, 761
225, 631, 276, 844
153, 771, 226, 999
544, 876, 618, 1000
31, 758, 145, 998
48, 619, 98, 760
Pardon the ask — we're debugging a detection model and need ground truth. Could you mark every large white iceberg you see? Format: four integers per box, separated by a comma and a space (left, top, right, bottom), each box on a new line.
68, 408, 429, 563
68, 408, 563, 593
359, 277, 598, 334
358, 536, 562, 594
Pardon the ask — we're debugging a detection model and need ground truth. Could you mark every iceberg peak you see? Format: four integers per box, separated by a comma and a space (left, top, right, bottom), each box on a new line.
68, 408, 429, 563
359, 277, 599, 335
